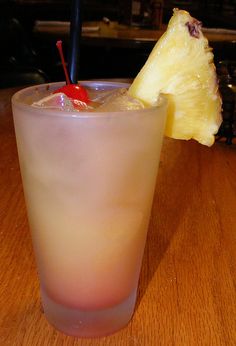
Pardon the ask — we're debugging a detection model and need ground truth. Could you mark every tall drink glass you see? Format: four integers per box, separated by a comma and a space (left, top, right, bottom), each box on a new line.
12, 81, 167, 337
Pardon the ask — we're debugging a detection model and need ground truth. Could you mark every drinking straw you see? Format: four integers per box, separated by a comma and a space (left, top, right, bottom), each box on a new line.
68, 0, 82, 84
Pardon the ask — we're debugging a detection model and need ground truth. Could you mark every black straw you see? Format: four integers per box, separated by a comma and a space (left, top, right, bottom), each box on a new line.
68, 0, 82, 84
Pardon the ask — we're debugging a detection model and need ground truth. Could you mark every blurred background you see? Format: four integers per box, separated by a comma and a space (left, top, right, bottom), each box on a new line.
0, 0, 236, 87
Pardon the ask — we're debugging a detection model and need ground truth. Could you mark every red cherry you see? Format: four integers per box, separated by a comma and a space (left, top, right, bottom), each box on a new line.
53, 84, 89, 104
54, 40, 90, 105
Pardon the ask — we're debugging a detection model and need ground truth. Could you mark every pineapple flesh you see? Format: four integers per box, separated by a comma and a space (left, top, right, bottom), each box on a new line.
128, 9, 222, 146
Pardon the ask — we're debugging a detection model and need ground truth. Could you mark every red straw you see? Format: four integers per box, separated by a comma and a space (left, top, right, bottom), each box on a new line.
56, 40, 71, 85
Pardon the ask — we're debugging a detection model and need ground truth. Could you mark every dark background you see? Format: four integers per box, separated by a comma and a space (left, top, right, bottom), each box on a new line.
5, 1, 236, 31
0, 0, 236, 87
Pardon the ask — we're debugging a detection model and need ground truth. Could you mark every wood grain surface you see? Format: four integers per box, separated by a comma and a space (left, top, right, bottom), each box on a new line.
0, 87, 236, 345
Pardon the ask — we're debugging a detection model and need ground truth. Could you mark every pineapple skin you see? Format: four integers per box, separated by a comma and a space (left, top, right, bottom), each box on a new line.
128, 9, 222, 146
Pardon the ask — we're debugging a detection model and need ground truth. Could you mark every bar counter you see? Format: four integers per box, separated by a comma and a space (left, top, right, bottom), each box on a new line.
34, 21, 236, 48
33, 21, 236, 80
0, 86, 236, 345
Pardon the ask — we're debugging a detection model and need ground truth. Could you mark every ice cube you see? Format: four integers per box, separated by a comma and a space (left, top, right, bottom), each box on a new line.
96, 89, 145, 112
88, 89, 118, 103
32, 92, 75, 111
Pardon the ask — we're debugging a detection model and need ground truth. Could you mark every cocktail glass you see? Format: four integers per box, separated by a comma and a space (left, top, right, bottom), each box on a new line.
12, 81, 167, 337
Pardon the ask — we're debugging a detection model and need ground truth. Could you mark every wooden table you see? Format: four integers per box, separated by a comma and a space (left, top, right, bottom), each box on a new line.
1, 87, 236, 345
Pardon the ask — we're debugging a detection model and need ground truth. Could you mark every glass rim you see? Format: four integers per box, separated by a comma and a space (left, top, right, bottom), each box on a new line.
11, 81, 167, 119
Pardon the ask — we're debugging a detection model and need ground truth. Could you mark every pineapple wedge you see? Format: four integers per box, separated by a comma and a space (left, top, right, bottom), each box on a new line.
128, 9, 222, 146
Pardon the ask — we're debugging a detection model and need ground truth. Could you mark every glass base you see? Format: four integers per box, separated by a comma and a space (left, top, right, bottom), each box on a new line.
41, 288, 137, 338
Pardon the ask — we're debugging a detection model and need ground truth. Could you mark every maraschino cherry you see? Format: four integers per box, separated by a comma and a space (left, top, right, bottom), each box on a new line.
54, 40, 90, 105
